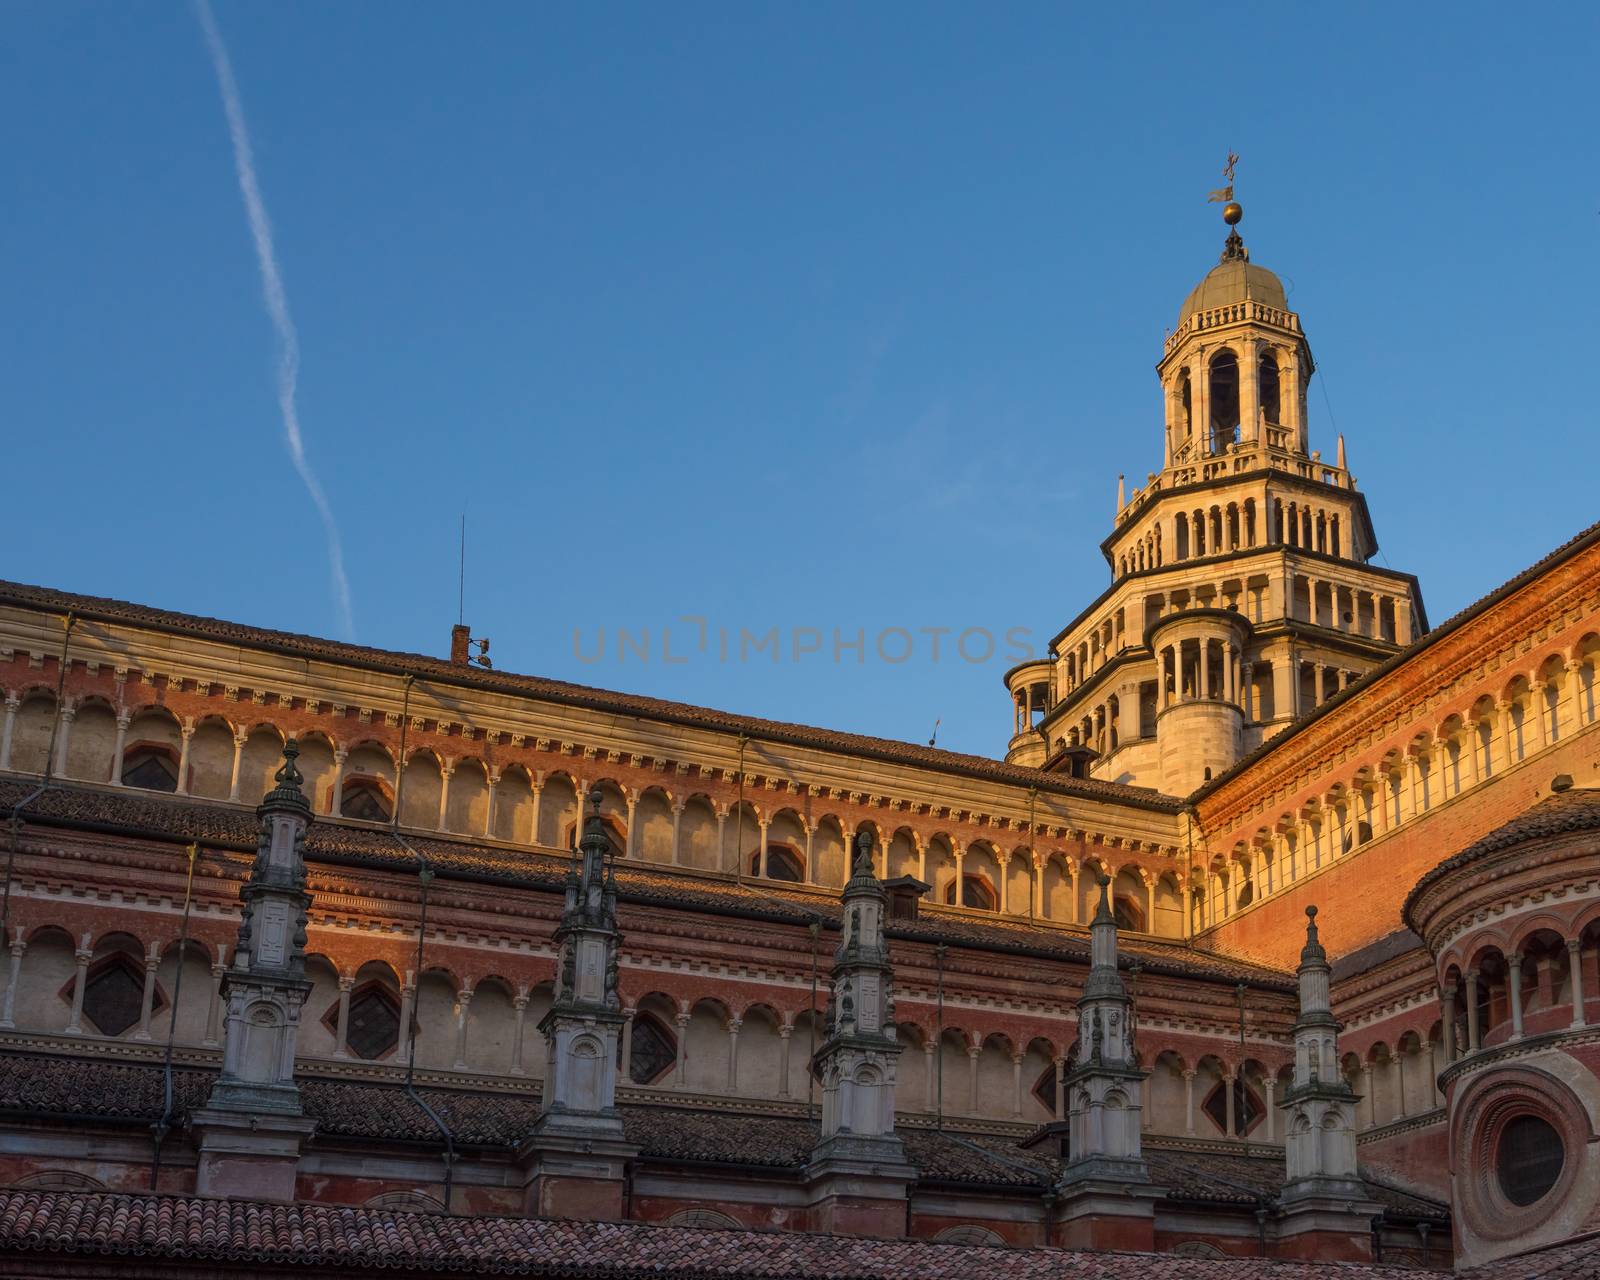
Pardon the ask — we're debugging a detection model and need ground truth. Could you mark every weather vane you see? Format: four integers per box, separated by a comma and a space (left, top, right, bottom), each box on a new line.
1207, 151, 1239, 205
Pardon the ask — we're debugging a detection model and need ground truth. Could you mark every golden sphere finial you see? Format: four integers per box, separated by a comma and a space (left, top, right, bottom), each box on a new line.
1222, 201, 1243, 226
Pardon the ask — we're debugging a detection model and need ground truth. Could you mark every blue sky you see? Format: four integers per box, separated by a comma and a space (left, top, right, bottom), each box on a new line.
3, 3, 1596, 758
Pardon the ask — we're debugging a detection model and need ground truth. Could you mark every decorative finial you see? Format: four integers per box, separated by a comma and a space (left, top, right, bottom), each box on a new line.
1208, 152, 1247, 262
588, 786, 603, 814
1300, 904, 1326, 965
852, 829, 876, 877
260, 738, 310, 812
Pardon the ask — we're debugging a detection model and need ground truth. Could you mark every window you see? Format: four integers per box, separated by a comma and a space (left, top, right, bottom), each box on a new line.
1497, 1115, 1563, 1206
749, 845, 804, 882
122, 749, 177, 793
1114, 896, 1146, 932
78, 953, 156, 1037
341, 779, 392, 823
1032, 1064, 1059, 1115
1202, 1077, 1263, 1136
943, 875, 996, 911
628, 1012, 677, 1085
345, 985, 401, 1060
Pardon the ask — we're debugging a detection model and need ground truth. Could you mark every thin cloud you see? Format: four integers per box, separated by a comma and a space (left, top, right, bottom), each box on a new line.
194, 0, 354, 639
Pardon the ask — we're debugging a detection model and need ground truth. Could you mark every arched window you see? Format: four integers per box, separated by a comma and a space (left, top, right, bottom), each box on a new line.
121, 747, 178, 793
749, 844, 804, 882
341, 777, 392, 823
1208, 351, 1240, 452
627, 1012, 678, 1085
1258, 352, 1281, 424
564, 814, 627, 857
1113, 895, 1145, 932
943, 875, 996, 911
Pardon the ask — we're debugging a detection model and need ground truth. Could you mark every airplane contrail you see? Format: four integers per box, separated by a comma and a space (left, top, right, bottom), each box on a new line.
194, 0, 355, 639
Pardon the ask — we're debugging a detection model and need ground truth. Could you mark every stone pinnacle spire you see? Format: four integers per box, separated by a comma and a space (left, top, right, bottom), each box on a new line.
1278, 905, 1377, 1247
192, 739, 318, 1201
1053, 873, 1158, 1249
521, 787, 636, 1219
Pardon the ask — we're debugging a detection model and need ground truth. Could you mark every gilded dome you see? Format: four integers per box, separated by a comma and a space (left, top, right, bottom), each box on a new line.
1178, 258, 1287, 325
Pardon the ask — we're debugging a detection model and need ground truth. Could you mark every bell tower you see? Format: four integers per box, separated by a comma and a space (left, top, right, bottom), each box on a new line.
1009, 171, 1427, 797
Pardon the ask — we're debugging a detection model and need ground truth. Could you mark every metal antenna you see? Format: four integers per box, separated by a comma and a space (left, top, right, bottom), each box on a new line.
928, 718, 941, 748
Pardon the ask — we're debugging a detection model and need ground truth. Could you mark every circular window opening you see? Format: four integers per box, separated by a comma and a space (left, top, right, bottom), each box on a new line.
1497, 1114, 1564, 1206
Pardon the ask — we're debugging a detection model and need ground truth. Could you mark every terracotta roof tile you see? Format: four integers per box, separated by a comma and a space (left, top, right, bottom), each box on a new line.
0, 1052, 1444, 1218
0, 1188, 1440, 1277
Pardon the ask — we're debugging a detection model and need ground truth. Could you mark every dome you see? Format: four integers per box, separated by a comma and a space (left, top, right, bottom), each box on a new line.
1178, 258, 1287, 325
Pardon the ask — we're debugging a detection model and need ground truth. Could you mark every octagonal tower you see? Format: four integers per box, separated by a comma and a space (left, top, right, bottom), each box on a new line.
1007, 201, 1426, 795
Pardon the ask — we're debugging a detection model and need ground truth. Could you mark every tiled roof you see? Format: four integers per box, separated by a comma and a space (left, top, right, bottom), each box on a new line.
0, 579, 1181, 811
1402, 788, 1600, 925
0, 778, 1290, 988
1191, 517, 1600, 805
0, 1188, 1441, 1278
0, 1052, 1444, 1218
1330, 928, 1426, 984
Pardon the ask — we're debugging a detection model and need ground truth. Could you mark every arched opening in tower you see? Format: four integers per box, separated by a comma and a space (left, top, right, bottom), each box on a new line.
1208, 351, 1240, 452
1258, 352, 1281, 426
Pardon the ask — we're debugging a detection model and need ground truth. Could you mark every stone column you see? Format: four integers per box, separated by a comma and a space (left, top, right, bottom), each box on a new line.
1224, 1070, 1237, 1138
485, 772, 500, 839
777, 1024, 792, 1098
966, 1042, 981, 1115
174, 722, 194, 795
0, 935, 26, 1028
227, 731, 247, 801
396, 975, 416, 1062
623, 792, 637, 858
1238, 339, 1259, 439
453, 986, 472, 1069
1199, 640, 1211, 700
65, 935, 91, 1034
757, 819, 770, 879
1054, 1057, 1067, 1121
1465, 970, 1481, 1051
621, 1008, 636, 1086
1509, 956, 1525, 1040
0, 695, 18, 771
714, 809, 728, 871
1263, 1076, 1276, 1140
1425, 1040, 1441, 1109
204, 954, 227, 1046
1392, 1050, 1407, 1119
529, 780, 544, 845
1359, 1064, 1375, 1130
1010, 1051, 1024, 1119
1182, 1068, 1196, 1135
510, 992, 529, 1075
1564, 660, 1587, 737
670, 799, 685, 866
134, 942, 161, 1041
436, 763, 454, 832
1569, 939, 1587, 1028
924, 1042, 938, 1112
1439, 985, 1456, 1062
53, 704, 75, 778
328, 749, 347, 816
725, 1018, 742, 1093
673, 1011, 690, 1088
332, 976, 353, 1058
109, 712, 131, 784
